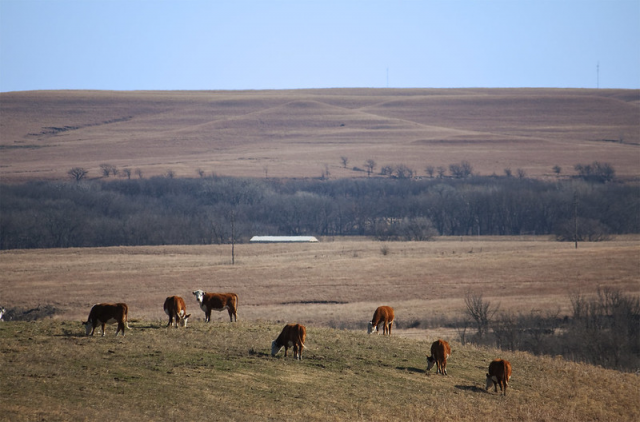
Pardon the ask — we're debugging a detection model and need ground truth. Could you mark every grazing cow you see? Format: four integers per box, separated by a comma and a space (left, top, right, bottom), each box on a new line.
367, 306, 394, 335
486, 359, 512, 396
426, 339, 452, 375
192, 290, 238, 322
163, 296, 191, 328
271, 323, 306, 360
0, 306, 5, 321
83, 303, 129, 336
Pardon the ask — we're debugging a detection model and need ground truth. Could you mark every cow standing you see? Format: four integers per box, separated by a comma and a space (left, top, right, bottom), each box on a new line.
367, 306, 394, 335
163, 296, 191, 328
271, 323, 306, 360
83, 303, 129, 336
426, 339, 452, 375
192, 290, 238, 322
486, 359, 512, 396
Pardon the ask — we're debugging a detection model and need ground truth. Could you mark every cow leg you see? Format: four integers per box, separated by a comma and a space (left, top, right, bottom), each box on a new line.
101, 323, 106, 336
228, 308, 233, 322
206, 310, 211, 323
388, 322, 392, 336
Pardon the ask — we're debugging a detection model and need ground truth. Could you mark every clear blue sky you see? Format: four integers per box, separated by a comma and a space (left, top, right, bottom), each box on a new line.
1, 0, 638, 92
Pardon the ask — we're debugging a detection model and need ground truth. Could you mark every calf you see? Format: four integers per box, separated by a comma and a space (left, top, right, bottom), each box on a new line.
83, 303, 129, 336
163, 296, 191, 328
271, 323, 307, 360
486, 359, 512, 396
192, 290, 238, 322
426, 339, 452, 375
367, 306, 394, 335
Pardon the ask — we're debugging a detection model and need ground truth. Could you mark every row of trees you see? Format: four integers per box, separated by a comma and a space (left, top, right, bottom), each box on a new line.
1, 173, 638, 249
460, 288, 640, 372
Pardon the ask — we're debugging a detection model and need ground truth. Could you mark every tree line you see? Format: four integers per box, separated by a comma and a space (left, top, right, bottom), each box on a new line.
0, 173, 638, 249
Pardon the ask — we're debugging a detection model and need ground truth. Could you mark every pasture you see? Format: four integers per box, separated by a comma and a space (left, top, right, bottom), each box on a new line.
1, 88, 638, 182
1, 237, 639, 420
1, 237, 638, 326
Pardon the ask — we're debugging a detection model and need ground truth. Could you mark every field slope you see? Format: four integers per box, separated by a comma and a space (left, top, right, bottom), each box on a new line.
2, 320, 639, 421
1, 88, 638, 181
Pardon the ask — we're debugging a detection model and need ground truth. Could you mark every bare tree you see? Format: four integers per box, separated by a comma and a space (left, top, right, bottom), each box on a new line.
395, 164, 414, 179
425, 165, 435, 178
552, 165, 562, 176
121, 168, 132, 179
100, 163, 116, 178
365, 159, 376, 177
196, 168, 205, 178
464, 291, 499, 338
517, 168, 527, 179
504, 168, 512, 178
436, 166, 446, 178
134, 168, 144, 179
340, 156, 349, 168
165, 169, 175, 179
67, 167, 88, 181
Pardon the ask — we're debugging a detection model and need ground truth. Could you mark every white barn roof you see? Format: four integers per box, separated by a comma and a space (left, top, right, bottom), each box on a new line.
250, 236, 318, 243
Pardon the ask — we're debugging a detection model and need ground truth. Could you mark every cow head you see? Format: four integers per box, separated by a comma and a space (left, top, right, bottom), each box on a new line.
192, 290, 205, 304
367, 321, 377, 334
83, 320, 93, 336
426, 356, 436, 371
0, 306, 5, 321
271, 340, 283, 357
485, 373, 497, 391
179, 313, 192, 327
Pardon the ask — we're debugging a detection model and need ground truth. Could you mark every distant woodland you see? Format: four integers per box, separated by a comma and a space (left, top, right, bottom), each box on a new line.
1, 173, 638, 249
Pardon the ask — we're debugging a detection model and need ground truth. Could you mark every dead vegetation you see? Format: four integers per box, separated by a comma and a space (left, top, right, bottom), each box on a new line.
1, 88, 638, 182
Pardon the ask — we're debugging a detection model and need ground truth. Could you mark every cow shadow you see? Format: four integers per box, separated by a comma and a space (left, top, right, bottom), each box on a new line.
396, 366, 424, 374
454, 384, 485, 393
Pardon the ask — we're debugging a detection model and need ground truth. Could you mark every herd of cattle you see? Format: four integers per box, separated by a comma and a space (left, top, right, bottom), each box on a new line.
71, 290, 511, 395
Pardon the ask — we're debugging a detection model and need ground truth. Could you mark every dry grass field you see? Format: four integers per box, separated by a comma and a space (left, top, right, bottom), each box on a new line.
1, 237, 638, 328
2, 238, 639, 421
1, 319, 639, 421
1, 88, 639, 182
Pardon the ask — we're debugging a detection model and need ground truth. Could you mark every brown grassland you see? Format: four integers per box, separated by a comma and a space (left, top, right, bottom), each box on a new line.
1, 88, 639, 182
1, 88, 639, 420
1, 237, 639, 420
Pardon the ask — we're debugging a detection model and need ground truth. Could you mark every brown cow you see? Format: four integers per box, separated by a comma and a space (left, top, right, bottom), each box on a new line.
192, 289, 238, 322
367, 306, 394, 335
83, 303, 129, 336
426, 339, 452, 375
486, 359, 512, 396
163, 296, 191, 328
271, 323, 306, 360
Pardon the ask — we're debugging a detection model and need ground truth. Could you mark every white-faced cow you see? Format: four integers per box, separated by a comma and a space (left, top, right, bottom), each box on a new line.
83, 303, 129, 336
426, 339, 452, 375
271, 323, 306, 360
163, 296, 191, 328
0, 306, 5, 321
192, 290, 238, 322
367, 306, 394, 335
486, 359, 512, 396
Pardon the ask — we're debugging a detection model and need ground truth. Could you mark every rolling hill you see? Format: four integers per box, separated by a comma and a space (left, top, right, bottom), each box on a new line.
1, 88, 638, 182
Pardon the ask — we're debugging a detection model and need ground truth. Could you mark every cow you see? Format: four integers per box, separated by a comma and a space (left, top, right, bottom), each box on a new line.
0, 306, 5, 321
486, 359, 512, 396
367, 306, 394, 335
83, 303, 129, 336
192, 290, 238, 322
426, 339, 452, 375
271, 323, 306, 360
163, 296, 191, 328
